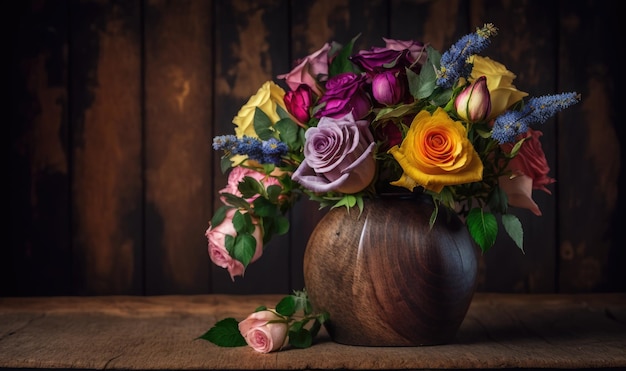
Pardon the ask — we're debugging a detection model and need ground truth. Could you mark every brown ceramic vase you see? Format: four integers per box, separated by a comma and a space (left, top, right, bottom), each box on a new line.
303, 195, 478, 346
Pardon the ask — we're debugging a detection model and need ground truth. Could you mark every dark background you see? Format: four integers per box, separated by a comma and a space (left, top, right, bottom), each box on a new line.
5, 0, 625, 296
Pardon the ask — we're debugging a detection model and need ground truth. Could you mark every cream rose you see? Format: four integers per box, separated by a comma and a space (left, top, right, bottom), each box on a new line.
470, 55, 528, 120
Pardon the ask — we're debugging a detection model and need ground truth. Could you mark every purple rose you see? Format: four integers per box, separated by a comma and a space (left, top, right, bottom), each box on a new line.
350, 48, 409, 75
314, 72, 371, 120
382, 38, 428, 66
372, 71, 406, 106
292, 112, 376, 194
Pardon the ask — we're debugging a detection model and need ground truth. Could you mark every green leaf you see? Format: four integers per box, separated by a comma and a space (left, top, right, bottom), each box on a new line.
232, 233, 257, 267
266, 184, 282, 203
253, 107, 275, 140
308, 318, 322, 338
220, 156, 233, 173
210, 205, 229, 229
276, 295, 296, 317
488, 186, 508, 214
274, 118, 300, 148
232, 210, 254, 234
502, 213, 524, 253
466, 208, 498, 253
238, 177, 264, 199
329, 34, 361, 77
221, 192, 251, 210
373, 103, 418, 122
409, 46, 440, 100
288, 327, 313, 349
275, 104, 291, 120
274, 215, 290, 235
252, 197, 277, 217
197, 318, 247, 347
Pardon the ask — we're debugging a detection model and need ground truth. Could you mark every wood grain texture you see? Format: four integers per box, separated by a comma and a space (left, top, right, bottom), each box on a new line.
6, 0, 71, 296
470, 0, 560, 293
69, 0, 143, 295
557, 0, 625, 292
303, 197, 478, 346
211, 0, 293, 294
4, 0, 625, 296
143, 0, 213, 295
1, 294, 624, 370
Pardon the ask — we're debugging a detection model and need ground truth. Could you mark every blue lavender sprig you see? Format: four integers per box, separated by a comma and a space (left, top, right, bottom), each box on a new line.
437, 23, 498, 89
491, 92, 580, 143
213, 135, 288, 166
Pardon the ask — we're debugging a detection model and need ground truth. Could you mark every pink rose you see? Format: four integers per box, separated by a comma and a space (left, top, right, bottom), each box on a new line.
277, 43, 331, 96
284, 84, 313, 125
205, 208, 263, 280
292, 112, 376, 194
238, 310, 288, 353
499, 129, 555, 216
220, 167, 281, 204
314, 72, 372, 120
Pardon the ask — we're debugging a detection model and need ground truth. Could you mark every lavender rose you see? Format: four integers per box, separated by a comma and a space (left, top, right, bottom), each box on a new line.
314, 72, 371, 120
292, 112, 376, 194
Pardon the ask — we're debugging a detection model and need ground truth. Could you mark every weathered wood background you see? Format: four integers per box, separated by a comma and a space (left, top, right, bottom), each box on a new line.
5, 0, 625, 296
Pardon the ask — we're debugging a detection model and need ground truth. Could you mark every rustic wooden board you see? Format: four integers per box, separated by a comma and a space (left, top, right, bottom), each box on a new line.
0, 294, 624, 370
4, 0, 626, 297
5, 0, 71, 296
469, 0, 559, 293
69, 0, 143, 295
211, 0, 293, 294
143, 0, 213, 295
557, 1, 625, 292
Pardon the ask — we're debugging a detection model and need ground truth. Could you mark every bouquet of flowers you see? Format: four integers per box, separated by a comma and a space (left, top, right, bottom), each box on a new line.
200, 24, 579, 353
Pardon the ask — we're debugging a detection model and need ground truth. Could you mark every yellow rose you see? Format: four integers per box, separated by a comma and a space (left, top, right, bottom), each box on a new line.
388, 107, 483, 193
469, 55, 528, 120
233, 81, 287, 138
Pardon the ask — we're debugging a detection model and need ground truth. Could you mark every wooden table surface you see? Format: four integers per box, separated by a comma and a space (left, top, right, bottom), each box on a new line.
1, 293, 625, 370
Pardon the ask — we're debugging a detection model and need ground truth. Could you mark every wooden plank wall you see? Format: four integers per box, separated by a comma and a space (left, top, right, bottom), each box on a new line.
5, 0, 625, 297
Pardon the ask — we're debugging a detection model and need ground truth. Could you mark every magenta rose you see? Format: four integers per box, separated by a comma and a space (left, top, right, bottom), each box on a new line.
277, 43, 331, 96
372, 70, 406, 106
292, 112, 376, 194
284, 84, 313, 125
499, 129, 555, 216
205, 208, 263, 280
314, 72, 372, 120
220, 167, 281, 204
238, 310, 288, 353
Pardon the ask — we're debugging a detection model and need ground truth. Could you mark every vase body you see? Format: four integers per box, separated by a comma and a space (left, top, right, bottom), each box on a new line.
303, 196, 478, 346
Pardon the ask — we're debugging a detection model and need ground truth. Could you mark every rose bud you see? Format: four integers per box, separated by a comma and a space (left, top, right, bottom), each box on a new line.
454, 75, 492, 122
372, 71, 405, 106
284, 85, 313, 125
